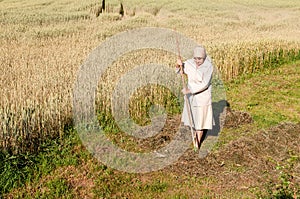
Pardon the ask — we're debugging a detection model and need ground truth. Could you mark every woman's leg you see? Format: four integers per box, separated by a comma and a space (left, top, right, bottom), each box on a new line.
195, 130, 203, 148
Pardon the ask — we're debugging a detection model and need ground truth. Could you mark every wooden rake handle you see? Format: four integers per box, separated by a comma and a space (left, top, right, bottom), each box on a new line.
175, 35, 197, 149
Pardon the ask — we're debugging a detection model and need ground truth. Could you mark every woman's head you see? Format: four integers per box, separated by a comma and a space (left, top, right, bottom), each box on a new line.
193, 46, 206, 66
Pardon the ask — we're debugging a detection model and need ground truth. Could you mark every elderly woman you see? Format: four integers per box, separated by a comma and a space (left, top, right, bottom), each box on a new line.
176, 46, 214, 149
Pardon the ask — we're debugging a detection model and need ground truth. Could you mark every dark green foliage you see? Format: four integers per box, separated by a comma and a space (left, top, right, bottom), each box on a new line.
0, 151, 37, 195
0, 130, 87, 196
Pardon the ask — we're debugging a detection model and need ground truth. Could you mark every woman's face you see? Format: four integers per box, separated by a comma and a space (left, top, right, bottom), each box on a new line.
194, 56, 205, 67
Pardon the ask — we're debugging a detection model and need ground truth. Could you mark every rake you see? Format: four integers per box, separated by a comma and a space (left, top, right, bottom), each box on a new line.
175, 33, 197, 150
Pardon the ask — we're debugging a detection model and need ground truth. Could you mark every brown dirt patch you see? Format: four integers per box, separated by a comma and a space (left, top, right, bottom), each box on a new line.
223, 107, 253, 128
165, 122, 300, 196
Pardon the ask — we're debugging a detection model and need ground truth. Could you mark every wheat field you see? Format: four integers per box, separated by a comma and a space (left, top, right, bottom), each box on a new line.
1, 0, 300, 154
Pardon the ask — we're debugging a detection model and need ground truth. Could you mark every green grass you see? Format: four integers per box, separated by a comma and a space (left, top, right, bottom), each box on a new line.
0, 128, 90, 197
226, 60, 300, 128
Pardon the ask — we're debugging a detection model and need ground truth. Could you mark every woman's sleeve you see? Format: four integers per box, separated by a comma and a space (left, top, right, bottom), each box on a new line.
189, 64, 213, 94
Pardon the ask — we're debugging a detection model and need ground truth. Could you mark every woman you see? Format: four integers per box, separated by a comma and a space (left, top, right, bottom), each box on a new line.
176, 46, 214, 149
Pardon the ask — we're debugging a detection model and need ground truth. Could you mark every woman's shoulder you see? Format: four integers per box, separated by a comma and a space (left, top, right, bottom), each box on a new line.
203, 58, 213, 68
184, 59, 195, 67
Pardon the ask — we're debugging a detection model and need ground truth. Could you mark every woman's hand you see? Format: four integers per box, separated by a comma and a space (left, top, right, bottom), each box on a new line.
176, 58, 184, 74
177, 58, 183, 67
181, 88, 191, 95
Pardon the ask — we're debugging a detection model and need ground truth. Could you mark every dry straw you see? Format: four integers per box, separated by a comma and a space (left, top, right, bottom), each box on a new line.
1, 0, 300, 154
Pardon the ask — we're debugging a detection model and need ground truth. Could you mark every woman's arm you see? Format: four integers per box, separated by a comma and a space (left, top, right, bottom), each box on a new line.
189, 64, 213, 94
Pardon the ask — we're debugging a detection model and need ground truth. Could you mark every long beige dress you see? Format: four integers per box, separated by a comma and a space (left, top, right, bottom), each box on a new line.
181, 58, 214, 130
